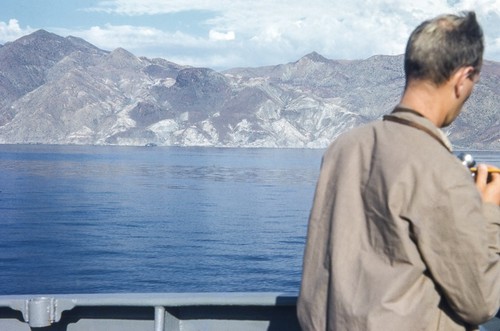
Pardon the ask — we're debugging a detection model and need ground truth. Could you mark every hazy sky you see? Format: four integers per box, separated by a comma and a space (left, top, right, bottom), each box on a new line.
1, 0, 499, 69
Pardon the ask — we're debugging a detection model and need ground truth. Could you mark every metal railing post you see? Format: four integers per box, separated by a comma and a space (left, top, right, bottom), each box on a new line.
27, 297, 55, 328
154, 306, 165, 331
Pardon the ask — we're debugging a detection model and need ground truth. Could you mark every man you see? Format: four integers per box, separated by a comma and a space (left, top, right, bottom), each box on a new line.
297, 11, 500, 331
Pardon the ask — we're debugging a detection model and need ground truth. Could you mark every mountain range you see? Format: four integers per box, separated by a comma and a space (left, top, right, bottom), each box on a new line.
0, 29, 499, 149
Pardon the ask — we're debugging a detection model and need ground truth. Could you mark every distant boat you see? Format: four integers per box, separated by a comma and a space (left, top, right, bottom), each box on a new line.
145, 142, 157, 147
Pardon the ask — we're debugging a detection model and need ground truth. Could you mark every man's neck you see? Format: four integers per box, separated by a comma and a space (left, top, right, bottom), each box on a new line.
398, 81, 450, 127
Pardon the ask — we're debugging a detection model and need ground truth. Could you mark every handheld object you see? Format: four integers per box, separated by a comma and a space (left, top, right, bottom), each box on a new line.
457, 152, 500, 174
468, 167, 500, 174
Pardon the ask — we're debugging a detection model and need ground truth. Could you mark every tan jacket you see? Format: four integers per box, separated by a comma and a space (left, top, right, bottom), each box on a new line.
297, 111, 500, 331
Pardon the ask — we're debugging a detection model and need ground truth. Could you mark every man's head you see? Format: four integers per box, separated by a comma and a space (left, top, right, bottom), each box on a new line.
404, 11, 483, 87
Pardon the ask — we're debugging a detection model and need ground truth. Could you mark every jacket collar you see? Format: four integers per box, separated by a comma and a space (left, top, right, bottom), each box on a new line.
388, 106, 453, 152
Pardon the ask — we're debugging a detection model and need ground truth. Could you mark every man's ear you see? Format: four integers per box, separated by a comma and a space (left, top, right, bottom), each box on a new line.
453, 66, 475, 98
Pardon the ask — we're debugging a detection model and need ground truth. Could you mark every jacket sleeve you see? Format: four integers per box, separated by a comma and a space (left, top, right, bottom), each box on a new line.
411, 167, 500, 325
297, 151, 337, 331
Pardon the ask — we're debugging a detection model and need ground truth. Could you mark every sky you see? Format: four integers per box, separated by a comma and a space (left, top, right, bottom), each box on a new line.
1, 0, 499, 70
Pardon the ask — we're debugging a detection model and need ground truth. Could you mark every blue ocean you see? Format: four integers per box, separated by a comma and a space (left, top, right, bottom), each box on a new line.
0, 145, 498, 295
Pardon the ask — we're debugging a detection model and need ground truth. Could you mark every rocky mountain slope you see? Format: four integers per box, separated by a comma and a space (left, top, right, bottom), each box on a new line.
0, 30, 498, 149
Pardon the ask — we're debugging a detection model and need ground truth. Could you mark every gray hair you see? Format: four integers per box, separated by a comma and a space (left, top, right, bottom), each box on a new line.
404, 11, 484, 86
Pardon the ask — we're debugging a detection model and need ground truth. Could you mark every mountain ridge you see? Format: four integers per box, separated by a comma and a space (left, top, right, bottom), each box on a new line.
0, 29, 499, 149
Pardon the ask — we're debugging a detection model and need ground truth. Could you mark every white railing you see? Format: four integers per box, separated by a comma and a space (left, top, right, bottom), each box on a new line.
0, 292, 300, 331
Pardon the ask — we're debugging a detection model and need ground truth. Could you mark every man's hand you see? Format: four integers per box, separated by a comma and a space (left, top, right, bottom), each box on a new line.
475, 164, 500, 205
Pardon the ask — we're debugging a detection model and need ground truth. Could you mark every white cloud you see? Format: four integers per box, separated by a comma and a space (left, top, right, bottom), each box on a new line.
4, 0, 500, 69
78, 24, 205, 49
55, 23, 239, 68
209, 30, 235, 41
0, 19, 34, 43
84, 0, 500, 68
86, 0, 234, 15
